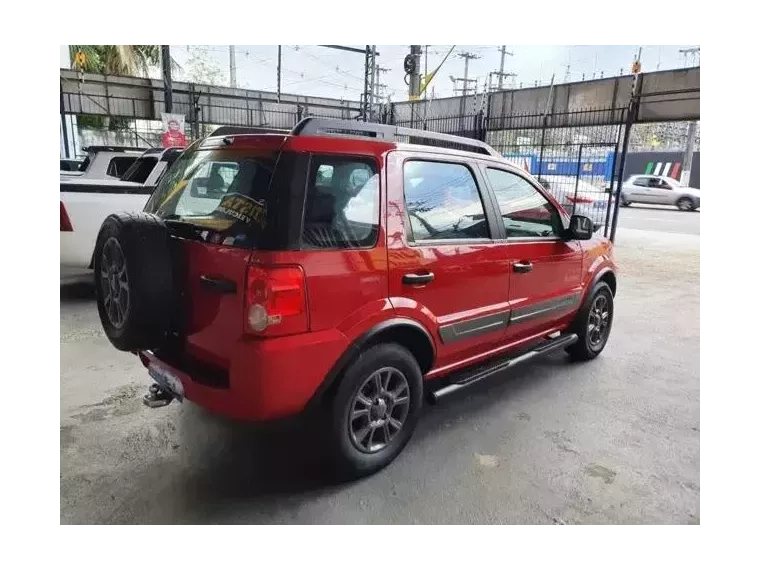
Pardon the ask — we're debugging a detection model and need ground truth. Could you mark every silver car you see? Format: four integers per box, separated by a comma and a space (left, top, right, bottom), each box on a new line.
620, 175, 701, 211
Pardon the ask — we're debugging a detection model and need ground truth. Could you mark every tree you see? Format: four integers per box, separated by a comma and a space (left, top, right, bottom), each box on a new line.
68, 45, 163, 77
182, 45, 226, 86
68, 45, 179, 132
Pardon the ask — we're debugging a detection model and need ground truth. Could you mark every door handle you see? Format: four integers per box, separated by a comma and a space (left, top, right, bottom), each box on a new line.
512, 261, 533, 274
200, 275, 237, 293
402, 272, 435, 285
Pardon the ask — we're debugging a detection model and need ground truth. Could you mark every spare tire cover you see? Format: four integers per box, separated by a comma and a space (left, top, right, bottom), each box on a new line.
94, 212, 174, 352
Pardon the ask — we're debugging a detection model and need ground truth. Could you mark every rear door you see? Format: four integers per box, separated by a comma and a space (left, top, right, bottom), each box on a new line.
386, 152, 511, 372
144, 138, 289, 371
481, 166, 583, 342
628, 176, 657, 203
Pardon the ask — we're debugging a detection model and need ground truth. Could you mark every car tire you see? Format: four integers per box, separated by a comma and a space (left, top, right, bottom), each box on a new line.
326, 343, 423, 480
676, 197, 695, 211
93, 212, 174, 352
621, 195, 631, 207
566, 281, 614, 362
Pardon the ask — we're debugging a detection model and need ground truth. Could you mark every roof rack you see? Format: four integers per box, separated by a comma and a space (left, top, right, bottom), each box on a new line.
208, 125, 290, 137
82, 145, 147, 153
291, 117, 499, 157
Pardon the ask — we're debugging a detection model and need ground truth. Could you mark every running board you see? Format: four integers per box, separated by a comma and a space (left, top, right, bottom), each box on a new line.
429, 333, 578, 404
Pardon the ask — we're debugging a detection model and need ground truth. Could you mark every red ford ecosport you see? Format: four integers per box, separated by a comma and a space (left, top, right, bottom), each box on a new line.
94, 118, 617, 478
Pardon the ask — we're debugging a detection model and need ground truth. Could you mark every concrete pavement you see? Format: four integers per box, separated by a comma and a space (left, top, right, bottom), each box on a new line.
616, 205, 700, 236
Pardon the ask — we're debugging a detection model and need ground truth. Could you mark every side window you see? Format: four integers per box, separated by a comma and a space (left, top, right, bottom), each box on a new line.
301, 156, 379, 249
486, 168, 563, 239
107, 156, 137, 178
632, 177, 651, 187
403, 161, 489, 241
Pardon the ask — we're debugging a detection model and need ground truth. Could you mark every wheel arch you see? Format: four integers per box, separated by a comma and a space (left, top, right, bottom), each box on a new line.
305, 318, 436, 411
593, 268, 617, 297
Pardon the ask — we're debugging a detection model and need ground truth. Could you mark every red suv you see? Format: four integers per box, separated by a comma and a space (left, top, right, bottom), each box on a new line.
94, 118, 617, 478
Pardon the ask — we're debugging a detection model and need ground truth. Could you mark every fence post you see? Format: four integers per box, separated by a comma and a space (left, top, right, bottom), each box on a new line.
609, 76, 643, 243
536, 114, 548, 177
60, 82, 70, 158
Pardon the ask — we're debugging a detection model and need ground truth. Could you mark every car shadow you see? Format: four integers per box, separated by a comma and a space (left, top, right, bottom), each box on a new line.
624, 204, 697, 212
169, 350, 573, 521
60, 281, 95, 302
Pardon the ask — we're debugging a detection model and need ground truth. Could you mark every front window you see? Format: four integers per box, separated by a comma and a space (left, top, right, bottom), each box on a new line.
486, 168, 562, 239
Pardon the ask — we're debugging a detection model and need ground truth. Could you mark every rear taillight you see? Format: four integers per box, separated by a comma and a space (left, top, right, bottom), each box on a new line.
60, 201, 73, 232
245, 265, 307, 336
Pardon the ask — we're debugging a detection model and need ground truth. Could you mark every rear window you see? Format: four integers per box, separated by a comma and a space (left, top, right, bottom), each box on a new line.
107, 156, 137, 177
145, 148, 282, 247
120, 156, 158, 183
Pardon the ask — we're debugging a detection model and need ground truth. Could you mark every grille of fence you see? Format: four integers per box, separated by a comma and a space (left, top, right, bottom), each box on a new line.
64, 101, 627, 237
392, 106, 626, 237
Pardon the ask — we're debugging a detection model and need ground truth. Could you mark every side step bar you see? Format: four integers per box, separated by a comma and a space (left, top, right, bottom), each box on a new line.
429, 333, 578, 404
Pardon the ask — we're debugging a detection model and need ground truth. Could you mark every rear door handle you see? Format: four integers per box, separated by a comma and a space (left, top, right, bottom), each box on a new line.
402, 272, 435, 285
512, 261, 533, 274
200, 275, 237, 293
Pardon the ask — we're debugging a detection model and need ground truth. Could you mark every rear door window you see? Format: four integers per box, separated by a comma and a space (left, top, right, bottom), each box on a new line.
301, 156, 379, 249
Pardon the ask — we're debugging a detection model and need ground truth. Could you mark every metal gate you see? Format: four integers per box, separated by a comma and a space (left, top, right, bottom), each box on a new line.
485, 107, 626, 238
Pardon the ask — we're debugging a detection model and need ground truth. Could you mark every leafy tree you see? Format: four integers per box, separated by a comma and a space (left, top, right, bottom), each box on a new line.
68, 45, 178, 132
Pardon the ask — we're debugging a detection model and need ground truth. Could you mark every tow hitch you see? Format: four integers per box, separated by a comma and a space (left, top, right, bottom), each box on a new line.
143, 383, 175, 408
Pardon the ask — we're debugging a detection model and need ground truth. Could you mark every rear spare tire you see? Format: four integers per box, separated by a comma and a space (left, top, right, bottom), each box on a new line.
94, 212, 173, 351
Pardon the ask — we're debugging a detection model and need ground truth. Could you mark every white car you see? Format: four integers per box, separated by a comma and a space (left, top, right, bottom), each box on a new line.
620, 175, 701, 211
60, 146, 145, 181
61, 147, 182, 281
537, 175, 612, 230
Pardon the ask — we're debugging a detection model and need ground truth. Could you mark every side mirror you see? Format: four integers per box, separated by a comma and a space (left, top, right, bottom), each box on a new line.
568, 215, 594, 240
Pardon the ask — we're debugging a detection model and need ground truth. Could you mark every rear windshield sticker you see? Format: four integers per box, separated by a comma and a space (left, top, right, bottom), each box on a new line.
214, 193, 267, 229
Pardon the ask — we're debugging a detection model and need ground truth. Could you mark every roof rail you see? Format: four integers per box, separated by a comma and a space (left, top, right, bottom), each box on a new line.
208, 125, 290, 137
291, 117, 499, 157
82, 145, 147, 153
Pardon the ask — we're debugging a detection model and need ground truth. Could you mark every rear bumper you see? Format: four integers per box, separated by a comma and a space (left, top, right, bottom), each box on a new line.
139, 328, 349, 421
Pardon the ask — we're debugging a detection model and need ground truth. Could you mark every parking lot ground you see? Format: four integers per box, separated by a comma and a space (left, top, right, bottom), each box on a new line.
61, 229, 699, 524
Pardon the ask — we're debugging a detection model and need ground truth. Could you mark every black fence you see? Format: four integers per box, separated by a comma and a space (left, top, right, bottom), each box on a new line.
392, 106, 626, 238
65, 103, 628, 238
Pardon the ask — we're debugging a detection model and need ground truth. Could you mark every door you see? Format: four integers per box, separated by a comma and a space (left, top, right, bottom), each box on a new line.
628, 176, 658, 203
482, 167, 583, 342
142, 138, 287, 372
650, 177, 676, 205
386, 153, 511, 371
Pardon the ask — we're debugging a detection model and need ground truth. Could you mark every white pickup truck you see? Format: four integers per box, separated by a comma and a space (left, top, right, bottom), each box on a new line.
60, 146, 146, 181
61, 147, 183, 281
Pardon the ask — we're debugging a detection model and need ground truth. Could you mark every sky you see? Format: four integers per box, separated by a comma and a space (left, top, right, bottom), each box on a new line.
60, 45, 700, 102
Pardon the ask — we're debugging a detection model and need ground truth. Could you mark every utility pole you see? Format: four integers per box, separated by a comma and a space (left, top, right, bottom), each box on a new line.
374, 65, 390, 102
161, 45, 173, 113
407, 45, 422, 99
679, 47, 700, 67
451, 51, 480, 96
319, 45, 380, 120
497, 45, 514, 90
489, 46, 515, 91
277, 45, 282, 102
229, 45, 236, 88
678, 47, 699, 185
